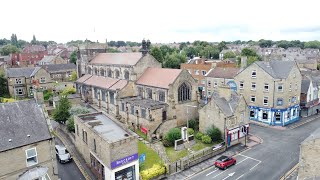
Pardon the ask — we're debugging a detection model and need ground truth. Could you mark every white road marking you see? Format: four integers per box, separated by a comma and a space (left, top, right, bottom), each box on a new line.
212, 169, 228, 179
237, 154, 262, 163
206, 168, 218, 176
221, 172, 235, 180
250, 161, 261, 171
235, 157, 248, 166
235, 174, 245, 180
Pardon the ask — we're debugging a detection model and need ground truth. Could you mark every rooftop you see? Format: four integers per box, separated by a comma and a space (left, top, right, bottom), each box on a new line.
42, 63, 76, 73
211, 92, 241, 117
79, 113, 130, 143
89, 52, 143, 66
255, 60, 296, 79
0, 100, 52, 152
206, 67, 240, 78
6, 67, 41, 78
76, 75, 128, 91
121, 96, 168, 109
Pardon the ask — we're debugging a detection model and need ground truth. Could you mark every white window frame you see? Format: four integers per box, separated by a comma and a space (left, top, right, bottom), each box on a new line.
251, 82, 256, 91
202, 70, 207, 75
15, 88, 24, 95
239, 81, 244, 89
40, 77, 46, 84
26, 147, 38, 167
250, 96, 256, 102
15, 78, 22, 84
208, 90, 211, 97
231, 131, 238, 141
289, 83, 292, 91
214, 81, 218, 87
263, 97, 268, 106
264, 83, 269, 92
278, 84, 283, 92
207, 81, 211, 87
194, 70, 199, 75
295, 83, 298, 91
251, 70, 257, 78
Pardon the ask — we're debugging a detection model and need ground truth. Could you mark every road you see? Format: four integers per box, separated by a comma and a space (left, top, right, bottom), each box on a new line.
55, 136, 85, 180
189, 116, 320, 180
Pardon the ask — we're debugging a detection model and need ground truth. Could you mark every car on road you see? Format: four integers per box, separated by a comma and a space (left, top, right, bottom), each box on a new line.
214, 156, 236, 170
55, 145, 72, 163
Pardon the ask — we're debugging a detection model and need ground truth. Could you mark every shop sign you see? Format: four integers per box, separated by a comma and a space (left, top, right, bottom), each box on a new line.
111, 153, 138, 169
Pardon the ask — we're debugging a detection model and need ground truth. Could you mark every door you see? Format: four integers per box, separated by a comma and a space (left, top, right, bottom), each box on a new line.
227, 134, 231, 146
162, 111, 167, 121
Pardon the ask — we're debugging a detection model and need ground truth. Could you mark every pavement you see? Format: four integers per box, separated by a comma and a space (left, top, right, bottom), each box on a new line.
187, 115, 320, 180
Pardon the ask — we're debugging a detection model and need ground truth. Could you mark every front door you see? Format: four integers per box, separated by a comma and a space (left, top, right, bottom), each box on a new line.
162, 111, 167, 121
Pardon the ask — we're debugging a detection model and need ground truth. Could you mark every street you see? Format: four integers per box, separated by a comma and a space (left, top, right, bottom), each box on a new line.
55, 136, 85, 180
189, 116, 320, 180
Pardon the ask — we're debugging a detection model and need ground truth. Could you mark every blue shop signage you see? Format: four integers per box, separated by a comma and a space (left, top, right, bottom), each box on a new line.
111, 153, 138, 169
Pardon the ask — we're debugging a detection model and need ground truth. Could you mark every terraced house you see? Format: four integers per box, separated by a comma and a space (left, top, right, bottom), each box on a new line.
234, 60, 302, 126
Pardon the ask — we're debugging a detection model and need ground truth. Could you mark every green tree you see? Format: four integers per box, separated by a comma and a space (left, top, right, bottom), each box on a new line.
0, 44, 20, 55
223, 51, 236, 59
0, 71, 8, 97
67, 117, 75, 132
31, 35, 37, 45
241, 48, 258, 57
165, 128, 181, 145
200, 45, 220, 59
150, 46, 164, 63
11, 34, 18, 47
53, 96, 71, 124
218, 41, 227, 51
258, 39, 273, 48
304, 41, 320, 49
70, 51, 77, 64
206, 126, 222, 142
67, 106, 91, 132
69, 71, 78, 81
247, 56, 259, 66
163, 52, 187, 69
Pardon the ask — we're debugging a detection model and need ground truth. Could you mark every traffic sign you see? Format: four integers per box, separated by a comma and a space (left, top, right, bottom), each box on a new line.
139, 153, 146, 163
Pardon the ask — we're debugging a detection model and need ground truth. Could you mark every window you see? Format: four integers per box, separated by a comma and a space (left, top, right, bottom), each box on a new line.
293, 109, 296, 117
278, 84, 283, 92
109, 92, 115, 105
124, 71, 130, 80
250, 96, 256, 102
94, 88, 98, 99
295, 83, 298, 91
26, 148, 38, 166
94, 68, 98, 75
121, 103, 125, 111
147, 88, 152, 99
262, 111, 268, 120
141, 108, 146, 118
239, 81, 244, 89
264, 83, 269, 92
159, 91, 165, 102
201, 80, 205, 84
275, 112, 281, 122
250, 110, 255, 118
107, 69, 112, 77
15, 78, 22, 84
93, 139, 96, 153
100, 69, 105, 76
289, 83, 292, 91
263, 97, 268, 106
178, 82, 191, 102
194, 70, 199, 75
208, 81, 211, 87
138, 87, 143, 97
208, 90, 211, 97
251, 70, 257, 78
115, 69, 120, 79
15, 88, 24, 95
214, 81, 218, 87
292, 96, 296, 103
102, 90, 106, 101
40, 77, 46, 83
82, 129, 87, 144
131, 105, 134, 115
277, 98, 283, 106
231, 131, 238, 141
202, 70, 207, 75
287, 111, 291, 119
251, 82, 256, 90
87, 67, 92, 74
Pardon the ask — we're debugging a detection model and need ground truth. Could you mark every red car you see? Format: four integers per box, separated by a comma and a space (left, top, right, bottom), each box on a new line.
214, 156, 236, 170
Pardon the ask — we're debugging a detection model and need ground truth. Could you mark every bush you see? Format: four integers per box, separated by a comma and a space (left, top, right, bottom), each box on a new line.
188, 118, 199, 131
201, 135, 212, 144
206, 126, 222, 142
187, 128, 194, 135
162, 136, 173, 147
69, 106, 91, 116
195, 132, 203, 140
165, 128, 181, 145
61, 87, 76, 95
141, 164, 166, 180
66, 117, 75, 132
43, 90, 53, 100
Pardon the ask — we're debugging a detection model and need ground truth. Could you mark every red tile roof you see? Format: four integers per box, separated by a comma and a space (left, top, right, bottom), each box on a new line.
206, 67, 240, 78
76, 74, 92, 83
77, 75, 128, 90
136, 68, 182, 89
89, 53, 142, 65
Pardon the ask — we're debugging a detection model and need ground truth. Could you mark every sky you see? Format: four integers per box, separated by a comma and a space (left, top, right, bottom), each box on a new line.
1, 0, 320, 43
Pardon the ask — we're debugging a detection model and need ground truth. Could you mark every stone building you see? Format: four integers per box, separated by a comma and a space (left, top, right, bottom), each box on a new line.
205, 67, 240, 100
300, 76, 320, 117
0, 100, 58, 180
74, 112, 139, 180
298, 127, 320, 179
234, 60, 302, 126
38, 55, 67, 65
43, 63, 76, 82
199, 86, 249, 147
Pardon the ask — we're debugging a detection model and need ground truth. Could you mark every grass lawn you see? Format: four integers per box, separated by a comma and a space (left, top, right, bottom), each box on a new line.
138, 141, 162, 171
136, 129, 148, 141
165, 147, 188, 162
0, 97, 15, 103
191, 139, 213, 151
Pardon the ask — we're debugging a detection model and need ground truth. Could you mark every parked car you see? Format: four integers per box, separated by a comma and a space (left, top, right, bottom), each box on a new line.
214, 155, 236, 170
213, 142, 226, 151
55, 145, 72, 163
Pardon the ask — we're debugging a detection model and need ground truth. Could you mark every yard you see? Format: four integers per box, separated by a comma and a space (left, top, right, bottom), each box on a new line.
138, 141, 163, 171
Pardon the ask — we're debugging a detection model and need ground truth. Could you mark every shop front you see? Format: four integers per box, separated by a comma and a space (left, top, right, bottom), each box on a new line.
105, 153, 139, 180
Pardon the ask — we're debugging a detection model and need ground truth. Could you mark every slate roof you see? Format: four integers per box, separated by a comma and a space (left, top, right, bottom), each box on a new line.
255, 60, 296, 79
301, 79, 310, 94
0, 100, 52, 152
39, 55, 56, 63
136, 68, 182, 89
211, 92, 241, 117
89, 53, 142, 65
206, 67, 240, 78
43, 63, 76, 73
6, 67, 41, 78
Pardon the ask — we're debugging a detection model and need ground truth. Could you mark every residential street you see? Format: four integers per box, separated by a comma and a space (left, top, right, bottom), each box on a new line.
189, 116, 320, 180
55, 137, 85, 180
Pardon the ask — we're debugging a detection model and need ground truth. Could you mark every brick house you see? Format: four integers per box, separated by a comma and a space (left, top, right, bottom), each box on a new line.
234, 60, 302, 126
199, 86, 249, 147
0, 100, 58, 180
38, 55, 67, 65
74, 112, 139, 180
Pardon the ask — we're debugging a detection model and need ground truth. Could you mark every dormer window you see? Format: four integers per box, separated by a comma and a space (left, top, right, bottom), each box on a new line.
251, 70, 257, 78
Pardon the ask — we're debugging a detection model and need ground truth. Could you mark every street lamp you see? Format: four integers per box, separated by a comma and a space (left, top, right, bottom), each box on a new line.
184, 104, 197, 168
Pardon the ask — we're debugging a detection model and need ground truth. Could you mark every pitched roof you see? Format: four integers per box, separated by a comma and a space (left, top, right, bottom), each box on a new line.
136, 68, 182, 89
39, 55, 56, 63
6, 67, 41, 78
77, 75, 128, 91
0, 100, 52, 152
255, 60, 296, 79
43, 63, 76, 73
211, 93, 241, 117
206, 67, 240, 78
89, 53, 142, 65
301, 79, 310, 94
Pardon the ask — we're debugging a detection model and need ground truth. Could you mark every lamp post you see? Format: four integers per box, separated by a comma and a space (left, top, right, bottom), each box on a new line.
184, 104, 197, 168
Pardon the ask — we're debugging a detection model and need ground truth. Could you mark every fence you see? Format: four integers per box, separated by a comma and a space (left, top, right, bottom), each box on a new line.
167, 144, 226, 175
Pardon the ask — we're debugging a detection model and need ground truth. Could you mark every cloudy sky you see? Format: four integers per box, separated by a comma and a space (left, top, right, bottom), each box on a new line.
1, 0, 320, 43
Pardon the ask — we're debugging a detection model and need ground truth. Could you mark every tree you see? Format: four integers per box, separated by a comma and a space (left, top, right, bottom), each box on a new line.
223, 51, 236, 59
200, 45, 220, 59
53, 96, 71, 124
150, 46, 164, 63
258, 39, 273, 48
206, 126, 222, 142
0, 44, 20, 55
0, 71, 8, 97
163, 52, 187, 69
31, 35, 37, 45
247, 56, 259, 66
241, 48, 258, 57
304, 41, 320, 49
218, 41, 227, 51
70, 71, 78, 81
179, 42, 187, 50
67, 106, 91, 132
70, 51, 77, 64
11, 34, 18, 47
